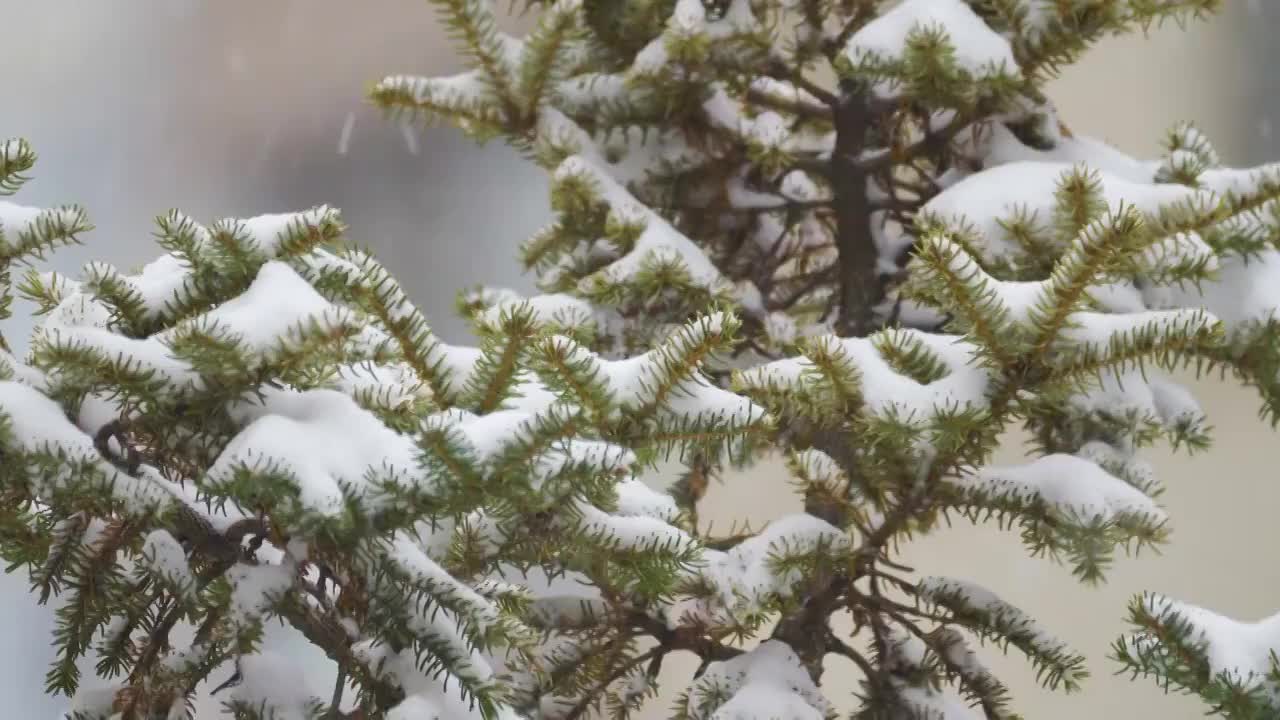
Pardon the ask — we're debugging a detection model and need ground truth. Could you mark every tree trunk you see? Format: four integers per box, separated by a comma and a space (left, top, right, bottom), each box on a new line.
831, 81, 882, 338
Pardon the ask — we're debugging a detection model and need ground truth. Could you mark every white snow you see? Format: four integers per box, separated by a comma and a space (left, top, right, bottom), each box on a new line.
557, 155, 732, 294
1068, 369, 1164, 424
763, 311, 798, 345
703, 85, 834, 159
789, 448, 845, 488
0, 381, 171, 513
362, 642, 521, 720
492, 563, 605, 627
1087, 282, 1148, 314
615, 477, 681, 522
1138, 231, 1218, 279
917, 576, 1073, 660
476, 292, 597, 331
632, 0, 760, 75
1158, 252, 1280, 335
211, 387, 433, 516
229, 651, 323, 720
733, 280, 766, 318
159, 261, 357, 356
416, 385, 641, 497
748, 77, 824, 111
895, 681, 980, 719
921, 161, 1203, 263
330, 361, 426, 410
980, 122, 1159, 183
353, 638, 505, 717
0, 201, 84, 253
1076, 440, 1156, 492
544, 319, 768, 428
959, 453, 1164, 523
685, 641, 831, 720
0, 349, 46, 389
726, 171, 787, 210
1198, 164, 1280, 198
220, 206, 339, 258
745, 111, 788, 149
387, 535, 505, 633
1148, 375, 1205, 429
885, 628, 982, 719
103, 253, 192, 320
376, 71, 497, 121
227, 560, 294, 626
44, 323, 199, 388
555, 72, 629, 114
141, 529, 195, 599
916, 231, 1046, 323
780, 170, 828, 203
0, 138, 28, 164
1137, 595, 1280, 694
385, 694, 494, 720
845, 0, 1018, 78
1057, 308, 1217, 351
738, 329, 990, 425
679, 513, 848, 625
41, 285, 112, 330
570, 500, 695, 553
66, 683, 124, 719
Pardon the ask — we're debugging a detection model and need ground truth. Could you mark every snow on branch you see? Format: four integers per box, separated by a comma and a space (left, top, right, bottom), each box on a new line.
554, 155, 732, 297
737, 327, 990, 429
682, 640, 832, 720
1117, 593, 1280, 716
0, 137, 36, 194
0, 201, 89, 261
955, 453, 1163, 526
843, 0, 1018, 81
944, 452, 1169, 582
916, 576, 1087, 692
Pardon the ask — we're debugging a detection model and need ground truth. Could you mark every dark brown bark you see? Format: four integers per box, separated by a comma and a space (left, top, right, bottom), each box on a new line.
831, 81, 884, 338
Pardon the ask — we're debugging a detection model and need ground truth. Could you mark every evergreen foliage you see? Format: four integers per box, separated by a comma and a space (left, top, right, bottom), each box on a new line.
6, 0, 1280, 718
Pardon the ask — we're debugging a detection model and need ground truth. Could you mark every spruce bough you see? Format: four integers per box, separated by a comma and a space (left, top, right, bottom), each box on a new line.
6, 0, 1280, 717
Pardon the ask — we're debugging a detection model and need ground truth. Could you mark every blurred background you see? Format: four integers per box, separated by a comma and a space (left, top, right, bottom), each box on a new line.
2, 2, 1276, 718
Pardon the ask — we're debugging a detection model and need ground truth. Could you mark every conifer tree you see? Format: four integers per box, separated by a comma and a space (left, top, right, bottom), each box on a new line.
5, 0, 1280, 718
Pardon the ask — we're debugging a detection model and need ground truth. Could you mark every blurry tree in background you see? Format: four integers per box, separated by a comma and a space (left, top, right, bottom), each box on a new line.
2, 0, 548, 344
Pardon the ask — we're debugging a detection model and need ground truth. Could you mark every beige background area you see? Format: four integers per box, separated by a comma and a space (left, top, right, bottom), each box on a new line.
0, 2, 1274, 718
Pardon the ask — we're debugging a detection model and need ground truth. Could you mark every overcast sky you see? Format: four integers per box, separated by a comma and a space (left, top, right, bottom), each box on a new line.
4, 1, 547, 345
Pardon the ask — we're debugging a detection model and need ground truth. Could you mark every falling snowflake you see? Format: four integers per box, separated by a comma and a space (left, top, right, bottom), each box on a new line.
399, 120, 420, 156
338, 111, 356, 156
